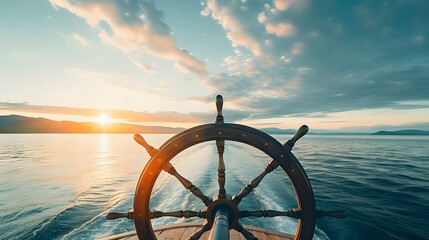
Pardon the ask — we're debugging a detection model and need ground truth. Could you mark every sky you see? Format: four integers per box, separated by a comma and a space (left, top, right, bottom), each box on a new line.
1, 0, 428, 131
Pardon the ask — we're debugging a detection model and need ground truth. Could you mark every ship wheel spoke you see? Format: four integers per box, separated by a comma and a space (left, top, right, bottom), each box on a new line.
239, 209, 348, 219
216, 139, 226, 199
239, 209, 302, 219
187, 220, 211, 240
233, 221, 257, 240
162, 162, 213, 206
133, 134, 212, 207
232, 125, 310, 206
149, 210, 207, 219
231, 159, 279, 205
215, 95, 227, 199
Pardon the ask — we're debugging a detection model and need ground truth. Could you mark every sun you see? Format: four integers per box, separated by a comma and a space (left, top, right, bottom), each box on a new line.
95, 114, 112, 125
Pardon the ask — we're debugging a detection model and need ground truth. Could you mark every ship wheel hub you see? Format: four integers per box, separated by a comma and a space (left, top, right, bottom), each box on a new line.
206, 197, 239, 229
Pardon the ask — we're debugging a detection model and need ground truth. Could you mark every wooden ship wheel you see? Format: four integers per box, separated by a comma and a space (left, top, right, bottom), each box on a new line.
106, 95, 346, 240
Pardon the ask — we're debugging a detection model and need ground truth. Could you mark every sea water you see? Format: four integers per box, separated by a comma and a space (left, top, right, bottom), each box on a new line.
0, 134, 428, 240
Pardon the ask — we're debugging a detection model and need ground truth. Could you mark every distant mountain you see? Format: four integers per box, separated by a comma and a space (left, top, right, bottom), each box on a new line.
261, 127, 371, 135
3, 115, 428, 135
259, 127, 296, 134
372, 130, 429, 135
0, 115, 185, 134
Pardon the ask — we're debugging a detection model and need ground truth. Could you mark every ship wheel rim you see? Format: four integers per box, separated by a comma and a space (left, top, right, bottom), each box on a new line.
134, 123, 316, 240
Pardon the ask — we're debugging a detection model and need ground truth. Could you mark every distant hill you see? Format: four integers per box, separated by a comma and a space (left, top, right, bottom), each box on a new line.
0, 115, 185, 134
3, 115, 428, 135
259, 127, 296, 134
372, 130, 429, 135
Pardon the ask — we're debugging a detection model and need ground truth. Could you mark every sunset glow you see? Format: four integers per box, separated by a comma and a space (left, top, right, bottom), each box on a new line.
95, 114, 112, 125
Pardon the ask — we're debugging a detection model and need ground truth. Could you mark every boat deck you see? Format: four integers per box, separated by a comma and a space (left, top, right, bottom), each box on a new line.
102, 222, 294, 240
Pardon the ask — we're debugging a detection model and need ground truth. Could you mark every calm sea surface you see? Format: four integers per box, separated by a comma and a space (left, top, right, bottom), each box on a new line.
0, 134, 428, 240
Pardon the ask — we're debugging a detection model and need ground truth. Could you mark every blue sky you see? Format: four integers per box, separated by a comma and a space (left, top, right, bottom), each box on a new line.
0, 0, 428, 131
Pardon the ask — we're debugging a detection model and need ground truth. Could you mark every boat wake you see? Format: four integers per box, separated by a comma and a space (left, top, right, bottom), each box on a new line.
30, 182, 126, 240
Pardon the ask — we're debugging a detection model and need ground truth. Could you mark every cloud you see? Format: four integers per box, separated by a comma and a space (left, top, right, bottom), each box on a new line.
49, 0, 207, 76
67, 67, 129, 84
204, 0, 264, 57
257, 12, 267, 24
200, 8, 210, 17
273, 0, 307, 11
128, 57, 155, 73
265, 22, 295, 37
239, 64, 429, 118
414, 35, 424, 45
273, 0, 291, 11
71, 32, 90, 46
66, 67, 174, 98
291, 42, 303, 55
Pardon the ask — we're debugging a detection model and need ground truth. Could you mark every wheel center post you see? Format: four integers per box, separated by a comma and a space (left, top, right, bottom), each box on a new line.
208, 207, 231, 240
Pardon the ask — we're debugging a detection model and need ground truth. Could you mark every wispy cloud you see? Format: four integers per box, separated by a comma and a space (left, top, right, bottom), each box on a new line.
203, 0, 264, 57
71, 32, 90, 46
128, 57, 155, 73
265, 22, 295, 37
49, 0, 207, 76
67, 67, 129, 85
66, 67, 173, 98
